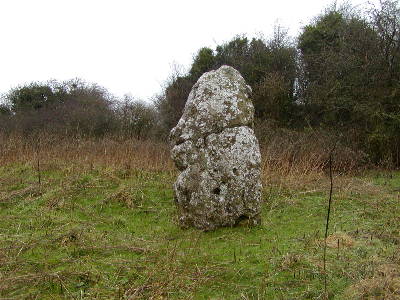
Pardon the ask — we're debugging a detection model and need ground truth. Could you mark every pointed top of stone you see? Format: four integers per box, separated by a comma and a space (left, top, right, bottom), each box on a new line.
170, 65, 254, 146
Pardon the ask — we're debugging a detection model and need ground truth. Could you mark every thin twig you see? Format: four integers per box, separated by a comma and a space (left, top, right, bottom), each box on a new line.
36, 136, 41, 186
323, 149, 334, 298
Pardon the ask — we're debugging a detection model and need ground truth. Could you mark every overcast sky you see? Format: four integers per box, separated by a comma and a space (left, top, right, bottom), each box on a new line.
0, 0, 379, 101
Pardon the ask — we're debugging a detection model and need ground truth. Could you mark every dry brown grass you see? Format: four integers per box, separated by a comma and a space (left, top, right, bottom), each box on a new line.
344, 263, 400, 299
260, 129, 366, 174
0, 131, 367, 194
257, 128, 367, 193
0, 132, 173, 172
325, 232, 355, 249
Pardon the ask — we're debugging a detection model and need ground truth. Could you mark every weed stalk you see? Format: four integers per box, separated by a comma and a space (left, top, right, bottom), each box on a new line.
323, 150, 334, 298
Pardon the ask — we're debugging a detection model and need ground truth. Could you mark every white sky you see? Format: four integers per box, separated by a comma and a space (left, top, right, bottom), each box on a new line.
0, 0, 379, 101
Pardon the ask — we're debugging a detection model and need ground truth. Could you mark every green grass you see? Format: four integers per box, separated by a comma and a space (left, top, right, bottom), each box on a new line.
0, 163, 399, 299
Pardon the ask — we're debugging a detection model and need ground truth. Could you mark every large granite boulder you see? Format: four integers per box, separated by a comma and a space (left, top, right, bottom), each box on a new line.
170, 65, 262, 230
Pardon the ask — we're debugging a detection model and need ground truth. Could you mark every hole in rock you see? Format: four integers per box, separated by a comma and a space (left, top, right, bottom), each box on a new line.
212, 187, 221, 195
233, 168, 238, 176
175, 137, 185, 146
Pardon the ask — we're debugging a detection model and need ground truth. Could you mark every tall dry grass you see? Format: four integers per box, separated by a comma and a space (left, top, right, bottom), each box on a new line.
0, 130, 367, 185
0, 133, 173, 172
259, 128, 367, 187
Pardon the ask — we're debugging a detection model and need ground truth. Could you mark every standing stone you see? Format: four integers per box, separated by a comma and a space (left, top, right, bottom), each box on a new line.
169, 65, 262, 230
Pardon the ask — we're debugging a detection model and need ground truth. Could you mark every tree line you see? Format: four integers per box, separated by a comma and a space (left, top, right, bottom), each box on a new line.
0, 79, 158, 139
1, 1, 399, 167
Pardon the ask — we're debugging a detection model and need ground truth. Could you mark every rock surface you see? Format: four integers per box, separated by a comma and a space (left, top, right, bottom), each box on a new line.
170, 65, 262, 230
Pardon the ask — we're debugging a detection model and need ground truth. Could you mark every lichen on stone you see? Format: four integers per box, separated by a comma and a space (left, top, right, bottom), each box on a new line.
170, 65, 262, 231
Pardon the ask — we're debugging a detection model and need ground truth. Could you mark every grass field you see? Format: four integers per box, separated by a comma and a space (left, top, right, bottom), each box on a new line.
0, 138, 399, 299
